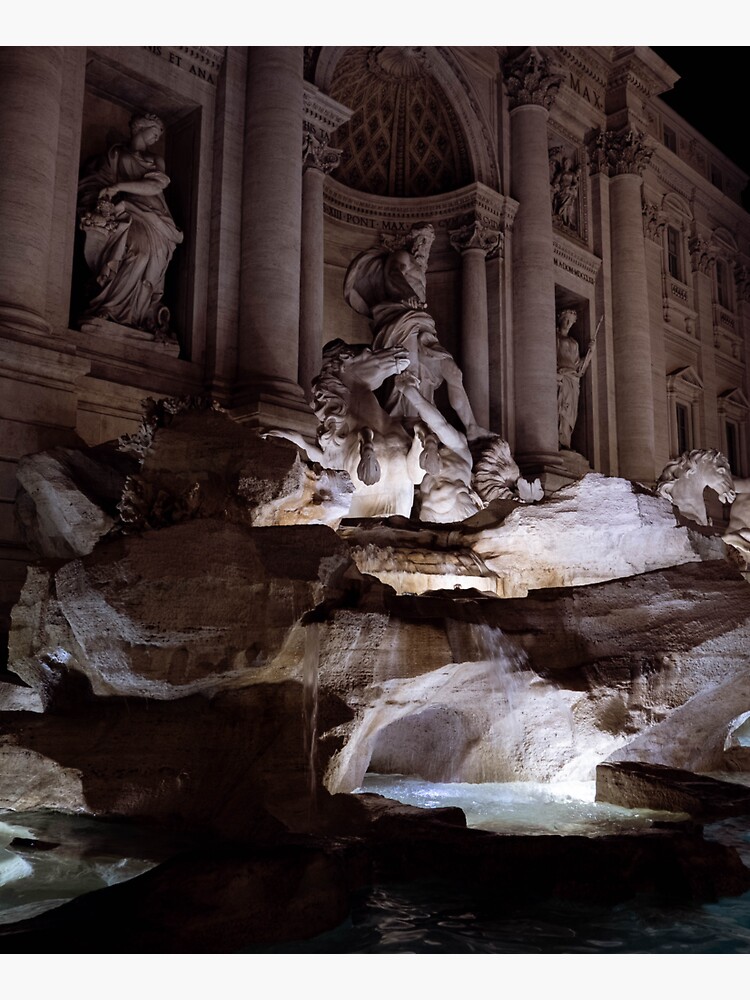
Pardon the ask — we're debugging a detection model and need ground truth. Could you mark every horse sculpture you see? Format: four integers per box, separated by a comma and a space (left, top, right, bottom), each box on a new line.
655, 449, 736, 525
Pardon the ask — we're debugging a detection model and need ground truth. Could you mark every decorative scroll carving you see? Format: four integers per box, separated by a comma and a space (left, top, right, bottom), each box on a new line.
449, 219, 502, 258
689, 236, 716, 275
642, 201, 667, 243
503, 47, 563, 111
587, 128, 653, 177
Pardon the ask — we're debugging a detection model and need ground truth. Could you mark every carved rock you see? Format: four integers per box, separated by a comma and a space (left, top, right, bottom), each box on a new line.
470, 472, 726, 597
15, 443, 138, 559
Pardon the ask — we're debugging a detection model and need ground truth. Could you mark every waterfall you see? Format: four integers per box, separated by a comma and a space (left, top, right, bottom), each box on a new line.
302, 621, 320, 811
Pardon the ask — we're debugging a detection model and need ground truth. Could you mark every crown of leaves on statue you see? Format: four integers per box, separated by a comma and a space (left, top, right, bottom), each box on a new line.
129, 112, 165, 137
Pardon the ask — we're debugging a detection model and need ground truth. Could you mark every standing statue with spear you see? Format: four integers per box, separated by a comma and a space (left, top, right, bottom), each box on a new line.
556, 309, 603, 450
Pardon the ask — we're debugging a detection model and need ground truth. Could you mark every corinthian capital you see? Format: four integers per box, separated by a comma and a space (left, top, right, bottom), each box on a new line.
587, 128, 653, 177
302, 129, 342, 174
449, 219, 502, 258
503, 47, 563, 111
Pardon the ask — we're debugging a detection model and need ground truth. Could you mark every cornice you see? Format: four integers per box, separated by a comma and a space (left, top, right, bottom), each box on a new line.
552, 234, 602, 286
552, 46, 609, 89
323, 177, 512, 234
303, 82, 352, 138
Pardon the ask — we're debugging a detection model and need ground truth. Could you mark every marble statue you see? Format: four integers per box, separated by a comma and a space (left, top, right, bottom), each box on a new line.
556, 310, 599, 450
267, 225, 543, 523
655, 449, 736, 525
723, 478, 750, 563
343, 223, 488, 442
267, 339, 427, 519
550, 156, 582, 228
78, 113, 183, 336
473, 438, 543, 504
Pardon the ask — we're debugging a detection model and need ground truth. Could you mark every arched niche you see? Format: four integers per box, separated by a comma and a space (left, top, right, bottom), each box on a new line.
314, 45, 498, 194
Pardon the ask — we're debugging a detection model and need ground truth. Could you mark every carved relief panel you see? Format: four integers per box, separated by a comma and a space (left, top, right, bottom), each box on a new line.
548, 131, 587, 243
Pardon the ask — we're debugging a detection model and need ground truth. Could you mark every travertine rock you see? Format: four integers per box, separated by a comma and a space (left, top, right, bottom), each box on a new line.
15, 443, 137, 558
8, 519, 356, 702
120, 407, 353, 530
469, 473, 726, 596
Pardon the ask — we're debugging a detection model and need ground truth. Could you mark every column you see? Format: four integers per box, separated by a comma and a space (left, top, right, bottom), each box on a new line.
238, 47, 306, 417
503, 48, 563, 471
299, 85, 350, 399
589, 127, 655, 481
0, 47, 64, 337
449, 219, 501, 429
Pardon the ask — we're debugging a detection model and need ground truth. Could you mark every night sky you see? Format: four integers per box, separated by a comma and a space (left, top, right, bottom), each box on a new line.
652, 47, 749, 176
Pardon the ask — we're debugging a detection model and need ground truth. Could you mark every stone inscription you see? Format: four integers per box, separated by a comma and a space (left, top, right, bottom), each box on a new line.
142, 46, 218, 86
568, 73, 602, 110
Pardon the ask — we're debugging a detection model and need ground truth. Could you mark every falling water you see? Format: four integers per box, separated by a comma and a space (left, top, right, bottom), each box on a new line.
468, 621, 527, 745
302, 621, 320, 811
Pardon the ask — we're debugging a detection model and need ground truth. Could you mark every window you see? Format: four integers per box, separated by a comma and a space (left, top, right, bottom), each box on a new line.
663, 125, 677, 154
676, 403, 691, 455
667, 226, 683, 281
716, 259, 732, 310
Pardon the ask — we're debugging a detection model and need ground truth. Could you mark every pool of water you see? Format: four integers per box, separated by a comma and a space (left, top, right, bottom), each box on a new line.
0, 809, 177, 926
357, 774, 687, 836
248, 776, 750, 954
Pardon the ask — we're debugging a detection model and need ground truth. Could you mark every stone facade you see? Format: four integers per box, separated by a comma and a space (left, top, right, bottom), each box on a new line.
0, 45, 749, 638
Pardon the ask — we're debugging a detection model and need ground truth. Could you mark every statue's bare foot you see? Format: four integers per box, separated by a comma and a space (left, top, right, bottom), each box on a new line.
419, 432, 441, 475
466, 424, 492, 443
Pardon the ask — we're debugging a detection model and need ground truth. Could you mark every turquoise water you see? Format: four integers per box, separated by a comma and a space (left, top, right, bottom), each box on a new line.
0, 810, 168, 925
249, 777, 750, 954
3, 782, 750, 953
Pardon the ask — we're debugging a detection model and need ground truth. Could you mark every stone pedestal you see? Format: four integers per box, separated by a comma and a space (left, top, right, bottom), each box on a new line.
80, 318, 181, 358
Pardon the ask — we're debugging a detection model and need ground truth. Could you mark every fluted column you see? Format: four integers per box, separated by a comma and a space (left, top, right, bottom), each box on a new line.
239, 47, 306, 411
589, 127, 655, 481
299, 85, 350, 399
504, 48, 563, 469
0, 47, 64, 337
449, 220, 501, 428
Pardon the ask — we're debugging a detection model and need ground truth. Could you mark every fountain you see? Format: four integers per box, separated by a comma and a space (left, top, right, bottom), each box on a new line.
2, 227, 750, 952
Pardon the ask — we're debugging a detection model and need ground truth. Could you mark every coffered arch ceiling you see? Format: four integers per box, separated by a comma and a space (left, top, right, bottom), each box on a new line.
317, 46, 497, 198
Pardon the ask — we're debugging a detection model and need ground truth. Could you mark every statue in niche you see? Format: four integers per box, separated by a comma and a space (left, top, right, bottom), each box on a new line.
77, 112, 183, 337
549, 151, 582, 229
655, 449, 736, 525
343, 222, 489, 443
268, 225, 543, 523
556, 309, 599, 450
